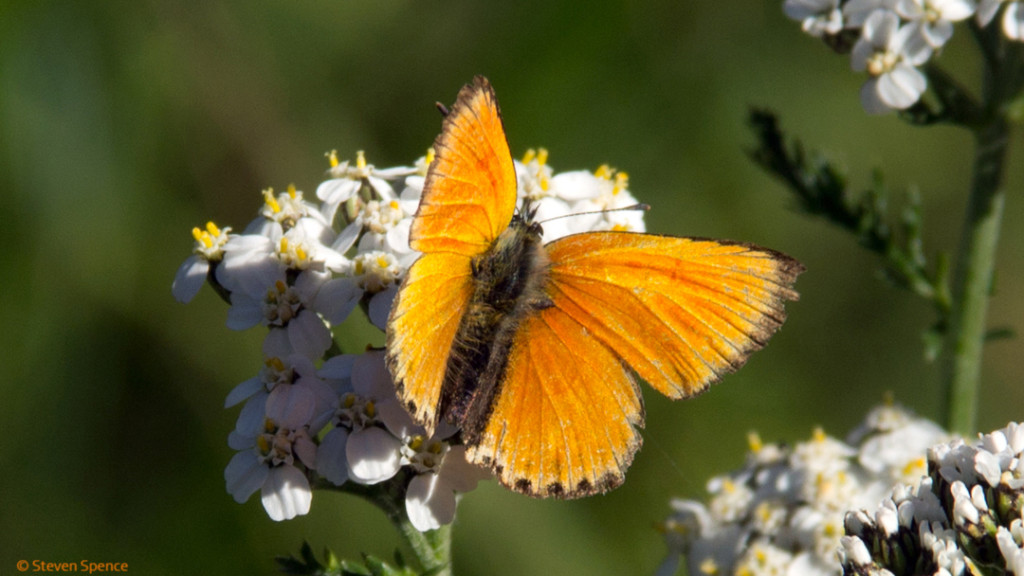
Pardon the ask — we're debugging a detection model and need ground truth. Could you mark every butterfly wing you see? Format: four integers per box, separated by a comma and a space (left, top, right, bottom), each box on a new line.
466, 303, 645, 497
467, 232, 803, 497
544, 232, 804, 399
387, 76, 518, 432
387, 252, 474, 430
409, 76, 517, 256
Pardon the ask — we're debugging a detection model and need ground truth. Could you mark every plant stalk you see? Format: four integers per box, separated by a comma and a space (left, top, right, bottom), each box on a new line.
940, 116, 1009, 436
330, 475, 454, 575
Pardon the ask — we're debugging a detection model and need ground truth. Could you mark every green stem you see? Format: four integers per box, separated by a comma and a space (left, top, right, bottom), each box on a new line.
322, 475, 454, 575
940, 118, 1008, 436
939, 21, 1022, 436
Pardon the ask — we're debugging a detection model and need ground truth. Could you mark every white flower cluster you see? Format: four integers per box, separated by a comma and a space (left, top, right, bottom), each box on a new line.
172, 148, 646, 530
783, 0, 1024, 114
656, 403, 950, 576
839, 421, 1024, 576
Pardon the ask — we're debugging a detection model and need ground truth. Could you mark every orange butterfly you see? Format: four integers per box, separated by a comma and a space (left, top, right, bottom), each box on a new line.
386, 76, 804, 498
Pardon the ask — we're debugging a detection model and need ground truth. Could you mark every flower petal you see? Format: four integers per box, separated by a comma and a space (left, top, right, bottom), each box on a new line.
226, 294, 265, 331
287, 310, 332, 359
860, 77, 894, 114
313, 278, 362, 325
225, 451, 268, 503
877, 63, 927, 109
172, 255, 209, 303
319, 353, 357, 380
316, 177, 360, 204
368, 286, 397, 331
316, 427, 351, 486
1004, 3, 1024, 40
347, 427, 402, 484
439, 446, 492, 493
225, 375, 264, 408
261, 465, 312, 521
405, 473, 456, 532
266, 384, 315, 430
976, 0, 1002, 26
235, 391, 269, 436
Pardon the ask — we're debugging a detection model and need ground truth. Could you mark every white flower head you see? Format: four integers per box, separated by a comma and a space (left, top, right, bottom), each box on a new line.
513, 152, 647, 243
315, 351, 410, 486
895, 0, 977, 47
227, 354, 337, 438
316, 150, 415, 226
920, 520, 967, 575
707, 476, 755, 523
851, 9, 934, 113
850, 403, 949, 483
977, 0, 1024, 41
734, 540, 795, 576
572, 165, 647, 234
516, 148, 555, 200
216, 213, 346, 303
225, 276, 332, 360
996, 524, 1024, 575
225, 418, 317, 521
254, 184, 327, 234
172, 221, 232, 303
784, 0, 845, 37
933, 439, 980, 485
403, 440, 491, 532
514, 149, 575, 242
791, 427, 856, 479
321, 250, 404, 330
352, 198, 416, 259
844, 0, 901, 27
276, 217, 348, 273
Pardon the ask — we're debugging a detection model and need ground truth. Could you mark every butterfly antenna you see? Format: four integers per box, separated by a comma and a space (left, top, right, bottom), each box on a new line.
534, 203, 651, 226
436, 102, 451, 117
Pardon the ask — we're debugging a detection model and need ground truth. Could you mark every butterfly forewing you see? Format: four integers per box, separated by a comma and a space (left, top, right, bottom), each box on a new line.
388, 77, 519, 434
410, 76, 517, 256
544, 233, 804, 399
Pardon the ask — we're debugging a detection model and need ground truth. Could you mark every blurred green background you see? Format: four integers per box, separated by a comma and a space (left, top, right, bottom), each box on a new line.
1, 1, 1021, 574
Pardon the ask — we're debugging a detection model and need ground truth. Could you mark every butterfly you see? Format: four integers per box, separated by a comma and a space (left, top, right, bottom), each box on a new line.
386, 76, 804, 499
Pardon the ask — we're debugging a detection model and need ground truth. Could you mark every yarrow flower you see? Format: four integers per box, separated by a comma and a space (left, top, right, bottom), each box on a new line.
784, 0, 845, 36
839, 421, 1024, 576
656, 402, 951, 576
778, 0, 1024, 113
172, 221, 232, 303
977, 0, 1024, 40
175, 146, 648, 529
895, 0, 977, 47
658, 407, 1024, 576
225, 416, 318, 522
515, 149, 645, 243
851, 9, 934, 113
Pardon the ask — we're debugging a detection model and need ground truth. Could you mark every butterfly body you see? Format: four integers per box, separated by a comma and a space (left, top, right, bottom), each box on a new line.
440, 215, 551, 444
386, 76, 804, 499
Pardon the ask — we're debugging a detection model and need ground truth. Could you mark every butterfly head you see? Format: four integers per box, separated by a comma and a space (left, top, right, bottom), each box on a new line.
516, 197, 546, 238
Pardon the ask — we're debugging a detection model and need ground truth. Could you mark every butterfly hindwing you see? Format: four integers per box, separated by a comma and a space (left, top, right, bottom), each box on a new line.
387, 252, 474, 432
466, 302, 644, 498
